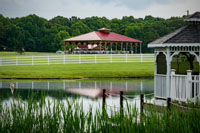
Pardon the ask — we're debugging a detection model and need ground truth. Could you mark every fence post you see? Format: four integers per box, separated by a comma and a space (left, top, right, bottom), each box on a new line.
48, 56, 49, 65
140, 53, 143, 63
32, 56, 34, 65
0, 57, 2, 66
120, 91, 123, 109
102, 89, 106, 110
79, 54, 81, 64
186, 70, 192, 101
110, 54, 112, 63
140, 94, 144, 122
64, 55, 65, 64
125, 54, 127, 63
167, 97, 171, 111
170, 69, 176, 99
95, 54, 96, 64
16, 56, 18, 65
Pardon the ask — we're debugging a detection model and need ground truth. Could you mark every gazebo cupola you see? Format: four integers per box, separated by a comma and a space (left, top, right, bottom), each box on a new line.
148, 12, 200, 102
98, 28, 110, 33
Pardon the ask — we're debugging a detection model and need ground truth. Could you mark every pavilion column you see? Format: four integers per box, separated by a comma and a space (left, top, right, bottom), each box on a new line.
135, 43, 138, 53
104, 42, 107, 50
110, 42, 112, 51
126, 43, 128, 52
73, 42, 77, 53
99, 42, 102, 51
130, 43, 133, 54
121, 42, 123, 51
140, 42, 142, 54
115, 42, 118, 51
64, 41, 66, 54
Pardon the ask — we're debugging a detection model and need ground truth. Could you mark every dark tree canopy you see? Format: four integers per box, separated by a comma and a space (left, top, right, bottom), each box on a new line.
0, 14, 185, 53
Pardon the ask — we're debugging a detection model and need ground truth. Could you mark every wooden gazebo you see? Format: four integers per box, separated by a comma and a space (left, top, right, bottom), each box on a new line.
148, 12, 200, 102
64, 28, 142, 54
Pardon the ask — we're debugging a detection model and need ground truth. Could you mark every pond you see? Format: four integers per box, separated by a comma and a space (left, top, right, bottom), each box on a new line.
0, 78, 154, 113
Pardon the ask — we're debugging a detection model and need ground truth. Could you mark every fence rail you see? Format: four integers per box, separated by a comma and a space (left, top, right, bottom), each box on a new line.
0, 54, 154, 66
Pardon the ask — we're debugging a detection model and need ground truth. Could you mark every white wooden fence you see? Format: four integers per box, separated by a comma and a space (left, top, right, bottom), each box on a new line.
0, 54, 154, 66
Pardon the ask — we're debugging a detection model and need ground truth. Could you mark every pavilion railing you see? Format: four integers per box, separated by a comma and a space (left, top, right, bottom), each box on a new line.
0, 54, 154, 66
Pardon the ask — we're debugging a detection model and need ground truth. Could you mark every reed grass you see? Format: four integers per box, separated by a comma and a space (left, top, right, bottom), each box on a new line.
0, 92, 200, 132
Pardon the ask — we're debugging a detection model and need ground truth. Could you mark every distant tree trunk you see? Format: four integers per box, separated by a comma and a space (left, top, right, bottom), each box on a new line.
182, 52, 195, 70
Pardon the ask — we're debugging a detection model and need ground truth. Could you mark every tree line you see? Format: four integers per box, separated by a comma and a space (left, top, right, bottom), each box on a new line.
0, 14, 185, 53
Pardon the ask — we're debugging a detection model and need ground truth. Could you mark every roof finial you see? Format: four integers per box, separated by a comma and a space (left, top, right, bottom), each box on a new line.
98, 28, 110, 33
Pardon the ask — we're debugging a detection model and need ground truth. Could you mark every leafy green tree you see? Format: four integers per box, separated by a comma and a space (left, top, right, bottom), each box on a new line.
71, 21, 91, 35
0, 13, 186, 53
55, 31, 70, 50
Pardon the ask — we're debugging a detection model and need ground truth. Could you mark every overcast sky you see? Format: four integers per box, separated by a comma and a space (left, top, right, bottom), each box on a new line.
0, 0, 199, 19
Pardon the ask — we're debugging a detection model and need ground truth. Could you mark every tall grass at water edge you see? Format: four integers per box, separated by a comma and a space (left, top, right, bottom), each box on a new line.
0, 92, 200, 133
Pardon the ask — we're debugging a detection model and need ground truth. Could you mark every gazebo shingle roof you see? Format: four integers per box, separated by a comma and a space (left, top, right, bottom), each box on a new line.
186, 12, 200, 22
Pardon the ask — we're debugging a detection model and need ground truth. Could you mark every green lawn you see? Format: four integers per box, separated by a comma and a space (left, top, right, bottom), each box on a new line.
0, 52, 59, 57
0, 62, 154, 79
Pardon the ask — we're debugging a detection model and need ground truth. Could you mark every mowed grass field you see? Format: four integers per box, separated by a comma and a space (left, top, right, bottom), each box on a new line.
0, 52, 154, 79
0, 63, 154, 79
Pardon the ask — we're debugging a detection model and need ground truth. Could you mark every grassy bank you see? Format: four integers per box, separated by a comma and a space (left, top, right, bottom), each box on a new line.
1, 93, 200, 132
0, 51, 59, 57
0, 62, 154, 79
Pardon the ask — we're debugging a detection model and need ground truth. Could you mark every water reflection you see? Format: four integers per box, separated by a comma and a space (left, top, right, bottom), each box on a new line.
0, 79, 154, 113
0, 79, 153, 92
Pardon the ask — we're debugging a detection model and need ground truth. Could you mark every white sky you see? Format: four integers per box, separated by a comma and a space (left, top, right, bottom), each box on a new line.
0, 0, 199, 19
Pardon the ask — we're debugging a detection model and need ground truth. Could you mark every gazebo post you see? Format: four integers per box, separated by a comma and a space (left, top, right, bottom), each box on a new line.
110, 42, 113, 52
166, 48, 171, 97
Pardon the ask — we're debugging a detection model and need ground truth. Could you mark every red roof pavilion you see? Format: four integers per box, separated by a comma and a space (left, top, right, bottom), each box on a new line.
64, 28, 142, 53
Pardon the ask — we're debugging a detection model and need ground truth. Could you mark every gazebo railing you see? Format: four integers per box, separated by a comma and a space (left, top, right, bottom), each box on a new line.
171, 74, 187, 102
155, 74, 167, 98
170, 70, 200, 103
190, 75, 200, 102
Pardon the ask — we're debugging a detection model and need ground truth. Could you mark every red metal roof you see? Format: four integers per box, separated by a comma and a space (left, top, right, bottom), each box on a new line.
65, 31, 141, 43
